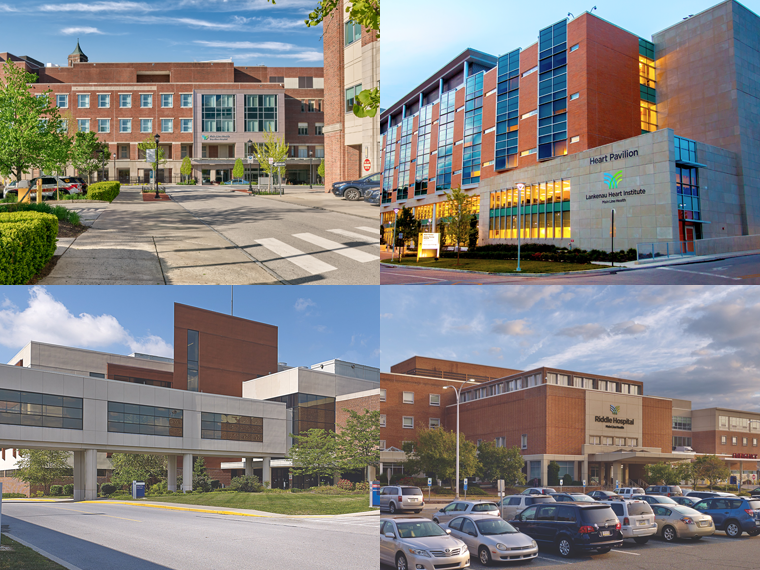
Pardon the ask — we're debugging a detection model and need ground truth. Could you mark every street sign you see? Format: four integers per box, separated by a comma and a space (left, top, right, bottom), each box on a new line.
560, 480, 563, 487
146, 149, 156, 163
274, 162, 286, 167
463, 478, 468, 490
268, 157, 274, 164
248, 155, 253, 161
428, 478, 432, 487
363, 158, 371, 172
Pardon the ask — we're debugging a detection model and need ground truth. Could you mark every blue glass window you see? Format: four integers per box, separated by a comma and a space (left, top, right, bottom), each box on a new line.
495, 48, 521, 171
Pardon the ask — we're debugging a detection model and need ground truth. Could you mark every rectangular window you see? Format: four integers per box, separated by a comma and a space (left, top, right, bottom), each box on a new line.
402, 392, 414, 404
180, 119, 193, 132
180, 94, 192, 108
521, 110, 537, 120
298, 123, 308, 135
429, 394, 440, 406
187, 329, 199, 392
119, 119, 131, 133
0, 389, 83, 430
140, 119, 152, 133
107, 401, 182, 437
315, 146, 324, 158
56, 94, 68, 108
721, 435, 727, 444
98, 94, 110, 108
119, 94, 131, 108
244, 94, 276, 133
754, 438, 758, 447
521, 434, 527, 449
570, 92, 579, 101
743, 437, 748, 446
269, 76, 284, 83
200, 412, 263, 441
615, 437, 626, 446
298, 146, 308, 158
78, 94, 90, 108
161, 94, 173, 108
429, 418, 440, 428
98, 119, 110, 133
570, 136, 579, 143
161, 119, 173, 133
345, 84, 362, 113
119, 145, 129, 159
315, 123, 324, 135
344, 19, 362, 45
570, 43, 579, 52
673, 416, 692, 431
202, 94, 236, 132
380, 414, 386, 427
77, 119, 89, 132
298, 76, 314, 89
603, 437, 613, 445
379, 389, 386, 402
140, 94, 153, 108
402, 416, 414, 429
732, 437, 738, 445
590, 436, 600, 445
629, 438, 638, 446
379, 440, 386, 450
520, 149, 536, 157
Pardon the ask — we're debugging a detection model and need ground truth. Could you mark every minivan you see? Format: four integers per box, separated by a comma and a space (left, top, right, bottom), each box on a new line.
380, 485, 425, 514
646, 485, 683, 497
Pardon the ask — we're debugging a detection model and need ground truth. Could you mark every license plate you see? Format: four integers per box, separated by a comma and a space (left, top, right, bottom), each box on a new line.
408, 498, 418, 502
600, 531, 611, 537
637, 520, 647, 526
698, 521, 709, 527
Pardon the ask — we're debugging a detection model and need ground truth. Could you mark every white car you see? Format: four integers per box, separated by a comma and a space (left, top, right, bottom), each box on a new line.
599, 499, 657, 543
380, 518, 470, 570
616, 487, 646, 499
441, 514, 538, 565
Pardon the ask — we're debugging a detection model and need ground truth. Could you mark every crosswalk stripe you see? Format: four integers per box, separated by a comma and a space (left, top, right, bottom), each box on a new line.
254, 238, 337, 275
356, 226, 379, 234
327, 229, 380, 244
293, 233, 380, 263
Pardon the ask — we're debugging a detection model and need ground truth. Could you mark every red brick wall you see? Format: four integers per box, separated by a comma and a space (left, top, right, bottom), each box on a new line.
336, 394, 380, 435
642, 397, 672, 450
322, 0, 346, 189
0, 476, 29, 496
390, 356, 521, 381
546, 386, 587, 455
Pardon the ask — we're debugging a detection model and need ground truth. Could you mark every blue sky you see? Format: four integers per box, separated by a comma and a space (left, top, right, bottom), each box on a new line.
0, 286, 379, 368
381, 285, 760, 412
0, 0, 323, 67
381, 0, 760, 107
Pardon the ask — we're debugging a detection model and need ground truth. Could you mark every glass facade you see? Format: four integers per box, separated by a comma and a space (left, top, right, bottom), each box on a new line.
537, 20, 568, 160
268, 393, 335, 443
639, 38, 657, 133
436, 90, 457, 191
107, 402, 182, 436
0, 389, 83, 430
488, 180, 571, 239
462, 72, 484, 185
381, 126, 396, 204
415, 104, 433, 196
202, 94, 235, 132
244, 94, 277, 132
187, 329, 199, 392
396, 116, 414, 200
495, 48, 521, 171
677, 166, 700, 222
673, 416, 692, 431
201, 412, 263, 441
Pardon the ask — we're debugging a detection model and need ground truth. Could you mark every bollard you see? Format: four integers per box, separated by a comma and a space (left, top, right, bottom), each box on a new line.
36, 178, 42, 204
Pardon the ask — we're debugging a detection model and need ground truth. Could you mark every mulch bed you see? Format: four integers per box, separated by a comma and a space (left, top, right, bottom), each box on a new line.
26, 222, 88, 284
142, 193, 171, 201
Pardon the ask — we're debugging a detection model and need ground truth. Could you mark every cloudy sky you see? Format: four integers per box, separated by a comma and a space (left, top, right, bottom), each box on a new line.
381, 0, 760, 107
0, 285, 379, 368
0, 0, 323, 66
380, 285, 760, 412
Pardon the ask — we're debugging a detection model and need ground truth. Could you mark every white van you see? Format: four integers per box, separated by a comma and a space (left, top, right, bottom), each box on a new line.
616, 487, 646, 499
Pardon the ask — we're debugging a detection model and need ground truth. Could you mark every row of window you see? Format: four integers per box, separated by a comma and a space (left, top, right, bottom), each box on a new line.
673, 436, 692, 448
461, 373, 641, 402
721, 435, 759, 446
200, 412, 263, 442
0, 389, 83, 430
589, 436, 639, 446
55, 93, 192, 110
297, 123, 324, 135
718, 415, 760, 432
77, 118, 192, 134
394, 391, 440, 405
673, 415, 692, 431
379, 414, 440, 430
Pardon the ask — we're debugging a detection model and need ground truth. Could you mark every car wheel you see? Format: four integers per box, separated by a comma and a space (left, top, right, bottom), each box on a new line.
344, 188, 360, 201
556, 537, 574, 558
479, 546, 492, 566
596, 547, 611, 554
395, 553, 408, 570
633, 537, 650, 544
662, 525, 677, 542
389, 502, 397, 514
725, 521, 742, 538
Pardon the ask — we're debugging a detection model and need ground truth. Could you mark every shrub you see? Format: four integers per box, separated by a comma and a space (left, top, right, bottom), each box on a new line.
229, 475, 263, 493
101, 483, 117, 496
63, 484, 74, 495
35, 491, 44, 497
50, 485, 63, 496
355, 481, 370, 492
378, 473, 388, 485
149, 481, 168, 495
210, 479, 221, 490
193, 476, 213, 493
337, 479, 354, 491
0, 211, 58, 284
87, 181, 120, 202
2, 492, 27, 498
562, 474, 574, 486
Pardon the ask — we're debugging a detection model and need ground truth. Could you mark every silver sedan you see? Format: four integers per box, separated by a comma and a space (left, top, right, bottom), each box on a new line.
441, 514, 538, 566
432, 500, 500, 524
381, 518, 470, 570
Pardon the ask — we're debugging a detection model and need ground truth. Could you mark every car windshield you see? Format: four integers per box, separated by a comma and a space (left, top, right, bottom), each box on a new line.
628, 503, 653, 515
402, 488, 422, 495
656, 496, 677, 504
476, 519, 518, 535
581, 507, 618, 525
472, 503, 498, 512
571, 495, 595, 502
396, 521, 447, 539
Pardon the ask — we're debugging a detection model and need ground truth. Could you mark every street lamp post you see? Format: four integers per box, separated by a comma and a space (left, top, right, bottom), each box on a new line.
444, 379, 476, 500
154, 133, 161, 199
391, 208, 400, 262
515, 183, 526, 272
247, 139, 253, 195
309, 151, 313, 189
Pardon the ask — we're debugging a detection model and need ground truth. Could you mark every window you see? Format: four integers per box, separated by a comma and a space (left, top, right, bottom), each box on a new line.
403, 392, 414, 404
98, 94, 110, 108
721, 435, 727, 445
462, 72, 484, 185
429, 418, 440, 428
402, 416, 414, 429
345, 19, 361, 45
570, 43, 579, 52
673, 416, 692, 431
244, 94, 276, 132
743, 437, 748, 446
180, 94, 192, 108
77, 119, 89, 132
522, 66, 538, 77
754, 438, 758, 447
641, 100, 657, 132
719, 416, 729, 429
629, 438, 638, 446
380, 414, 386, 427
379, 440, 386, 450
615, 437, 626, 446
180, 145, 190, 158
78, 94, 90, 108
315, 146, 324, 158
180, 119, 192, 133
537, 19, 569, 160
603, 437, 613, 445
89, 372, 105, 378
570, 136, 580, 143
0, 389, 83, 430
520, 149, 536, 157
187, 329, 199, 392
673, 436, 692, 448
161, 119, 173, 133
107, 402, 182, 436
140, 94, 153, 108
345, 84, 362, 113
521, 434, 527, 449
590, 435, 600, 445
201, 412, 263, 441
732, 437, 737, 446
495, 436, 505, 447
298, 76, 314, 89
269, 76, 284, 83
570, 92, 579, 101
298, 123, 308, 135
521, 110, 537, 120
56, 94, 68, 108
315, 123, 323, 135
119, 145, 129, 159
379, 389, 386, 402
119, 119, 131, 133
140, 119, 152, 133
429, 394, 440, 406
161, 94, 173, 108
97, 119, 110, 133
119, 94, 131, 108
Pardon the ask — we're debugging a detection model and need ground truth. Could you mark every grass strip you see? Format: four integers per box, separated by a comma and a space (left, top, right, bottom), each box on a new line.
0, 534, 67, 570
384, 257, 601, 273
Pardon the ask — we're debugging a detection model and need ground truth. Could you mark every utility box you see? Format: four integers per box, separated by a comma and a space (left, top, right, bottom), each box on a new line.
371, 481, 380, 507
17, 180, 30, 203
132, 481, 145, 499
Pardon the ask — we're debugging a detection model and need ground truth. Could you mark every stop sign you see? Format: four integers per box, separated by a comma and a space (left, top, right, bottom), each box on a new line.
363, 158, 371, 172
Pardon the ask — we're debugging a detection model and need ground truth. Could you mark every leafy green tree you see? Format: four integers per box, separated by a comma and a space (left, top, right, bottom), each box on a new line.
41, 128, 73, 200
437, 220, 447, 247
477, 442, 526, 486
443, 187, 475, 265
137, 135, 167, 183
394, 206, 420, 251
0, 59, 68, 182
317, 158, 325, 180
15, 449, 71, 495
337, 408, 380, 480
645, 461, 692, 486
693, 455, 730, 490
547, 461, 560, 486
252, 131, 289, 184
468, 216, 479, 250
180, 155, 193, 182
71, 131, 110, 184
288, 428, 340, 482
110, 453, 167, 490
402, 428, 479, 490
232, 157, 245, 179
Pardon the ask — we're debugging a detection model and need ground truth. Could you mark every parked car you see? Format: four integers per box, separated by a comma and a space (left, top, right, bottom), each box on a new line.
224, 179, 249, 185
510, 502, 623, 558
672, 496, 700, 507
598, 499, 657, 544
59, 176, 87, 193
684, 490, 737, 500
691, 496, 760, 537
750, 488, 760, 497
441, 514, 538, 566
520, 487, 557, 495
380, 485, 424, 514
587, 490, 622, 501
615, 487, 645, 499
380, 518, 470, 570
3, 176, 82, 200
646, 485, 683, 497
330, 172, 380, 201
365, 188, 380, 205
650, 504, 715, 541
631, 494, 678, 506
549, 492, 596, 503
498, 495, 555, 520
432, 501, 500, 524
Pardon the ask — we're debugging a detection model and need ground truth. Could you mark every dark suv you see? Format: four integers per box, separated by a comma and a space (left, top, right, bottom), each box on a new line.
331, 172, 380, 201
510, 503, 623, 558
692, 497, 760, 537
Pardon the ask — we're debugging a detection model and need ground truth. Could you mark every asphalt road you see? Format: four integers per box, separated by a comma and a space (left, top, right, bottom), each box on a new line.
3, 501, 379, 570
169, 187, 380, 285
380, 254, 760, 285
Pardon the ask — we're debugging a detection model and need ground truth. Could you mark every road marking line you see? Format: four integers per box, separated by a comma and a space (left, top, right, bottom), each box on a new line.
326, 229, 380, 244
537, 555, 574, 564
356, 226, 379, 234
610, 549, 640, 555
387, 273, 447, 282
293, 233, 379, 263
657, 267, 741, 280
255, 238, 337, 275
4, 533, 85, 570
81, 501, 267, 518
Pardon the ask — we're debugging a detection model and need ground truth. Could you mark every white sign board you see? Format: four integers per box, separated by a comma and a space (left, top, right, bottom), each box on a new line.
268, 157, 274, 164
417, 232, 441, 260
146, 149, 156, 163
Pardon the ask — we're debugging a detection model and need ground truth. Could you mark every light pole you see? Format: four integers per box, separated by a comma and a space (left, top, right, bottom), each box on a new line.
515, 182, 526, 272
391, 208, 399, 262
444, 379, 476, 500
247, 139, 253, 195
309, 151, 313, 189
154, 133, 161, 199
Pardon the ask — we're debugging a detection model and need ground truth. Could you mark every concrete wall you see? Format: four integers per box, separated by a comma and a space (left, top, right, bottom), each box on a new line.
310, 359, 380, 382
242, 367, 379, 401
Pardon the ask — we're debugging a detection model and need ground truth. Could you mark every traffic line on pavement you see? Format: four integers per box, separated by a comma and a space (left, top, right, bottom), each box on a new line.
81, 501, 268, 518
536, 555, 574, 565
356, 226, 379, 234
293, 233, 380, 263
255, 238, 337, 275
657, 267, 741, 280
326, 229, 380, 244
611, 549, 640, 555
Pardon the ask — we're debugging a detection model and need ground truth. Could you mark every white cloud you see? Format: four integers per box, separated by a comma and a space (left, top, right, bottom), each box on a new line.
40, 2, 156, 12
194, 40, 299, 51
62, 26, 105, 35
127, 334, 173, 357
294, 298, 315, 311
0, 4, 18, 11
491, 319, 532, 337
380, 313, 393, 319
231, 51, 323, 62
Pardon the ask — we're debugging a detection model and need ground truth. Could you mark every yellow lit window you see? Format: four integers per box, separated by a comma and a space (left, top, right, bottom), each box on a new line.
639, 56, 656, 88
641, 100, 657, 132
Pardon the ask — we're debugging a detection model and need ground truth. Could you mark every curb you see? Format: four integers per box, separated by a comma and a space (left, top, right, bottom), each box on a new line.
380, 262, 613, 278
4, 533, 84, 570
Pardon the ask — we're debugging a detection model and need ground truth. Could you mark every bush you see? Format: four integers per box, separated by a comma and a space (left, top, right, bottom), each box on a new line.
307, 485, 352, 495
355, 481, 370, 492
2, 492, 27, 498
0, 202, 80, 225
101, 483, 117, 496
229, 475, 263, 493
87, 181, 120, 202
63, 484, 74, 496
378, 473, 388, 485
35, 491, 44, 497
337, 479, 354, 491
50, 485, 63, 496
210, 479, 221, 490
0, 211, 58, 284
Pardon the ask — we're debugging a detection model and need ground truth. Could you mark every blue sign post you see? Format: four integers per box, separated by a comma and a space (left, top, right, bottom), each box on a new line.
371, 481, 380, 507
463, 478, 468, 500
428, 478, 432, 502
132, 481, 145, 499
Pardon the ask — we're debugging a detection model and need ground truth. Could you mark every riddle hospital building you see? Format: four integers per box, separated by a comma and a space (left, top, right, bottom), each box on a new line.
379, 0, 760, 252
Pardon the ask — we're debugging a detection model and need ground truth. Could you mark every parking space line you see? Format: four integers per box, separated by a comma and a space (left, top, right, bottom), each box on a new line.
536, 555, 575, 565
611, 549, 640, 555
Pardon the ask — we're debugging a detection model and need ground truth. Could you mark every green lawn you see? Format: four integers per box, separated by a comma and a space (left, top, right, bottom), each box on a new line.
116, 491, 374, 515
384, 257, 600, 273
0, 535, 66, 570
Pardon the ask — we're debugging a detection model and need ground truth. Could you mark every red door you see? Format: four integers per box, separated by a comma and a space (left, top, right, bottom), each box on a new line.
685, 226, 695, 253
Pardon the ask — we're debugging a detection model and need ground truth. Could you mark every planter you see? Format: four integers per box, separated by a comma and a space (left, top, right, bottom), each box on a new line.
143, 193, 171, 202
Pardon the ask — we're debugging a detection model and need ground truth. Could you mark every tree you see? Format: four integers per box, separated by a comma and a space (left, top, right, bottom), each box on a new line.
442, 187, 475, 265
547, 461, 560, 486
110, 453, 166, 489
232, 157, 245, 179
394, 206, 420, 252
380, 223, 386, 245
252, 131, 289, 184
137, 135, 167, 183
0, 59, 68, 182
645, 462, 680, 485
468, 216, 479, 250
288, 428, 340, 482
15, 449, 71, 495
180, 155, 193, 182
317, 158, 325, 181
71, 131, 110, 184
477, 442, 525, 486
401, 428, 479, 490
41, 127, 73, 200
693, 455, 730, 490
336, 408, 380, 480
438, 220, 447, 247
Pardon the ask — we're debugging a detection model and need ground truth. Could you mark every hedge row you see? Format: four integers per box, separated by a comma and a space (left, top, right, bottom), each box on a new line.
440, 244, 638, 264
87, 181, 121, 202
0, 211, 58, 284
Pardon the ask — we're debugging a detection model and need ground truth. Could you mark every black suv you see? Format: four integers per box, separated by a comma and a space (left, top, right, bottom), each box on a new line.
331, 173, 380, 201
510, 503, 623, 558
588, 490, 622, 501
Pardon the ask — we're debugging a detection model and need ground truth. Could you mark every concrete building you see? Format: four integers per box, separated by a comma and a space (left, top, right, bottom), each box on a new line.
379, 0, 760, 252
322, 0, 380, 188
